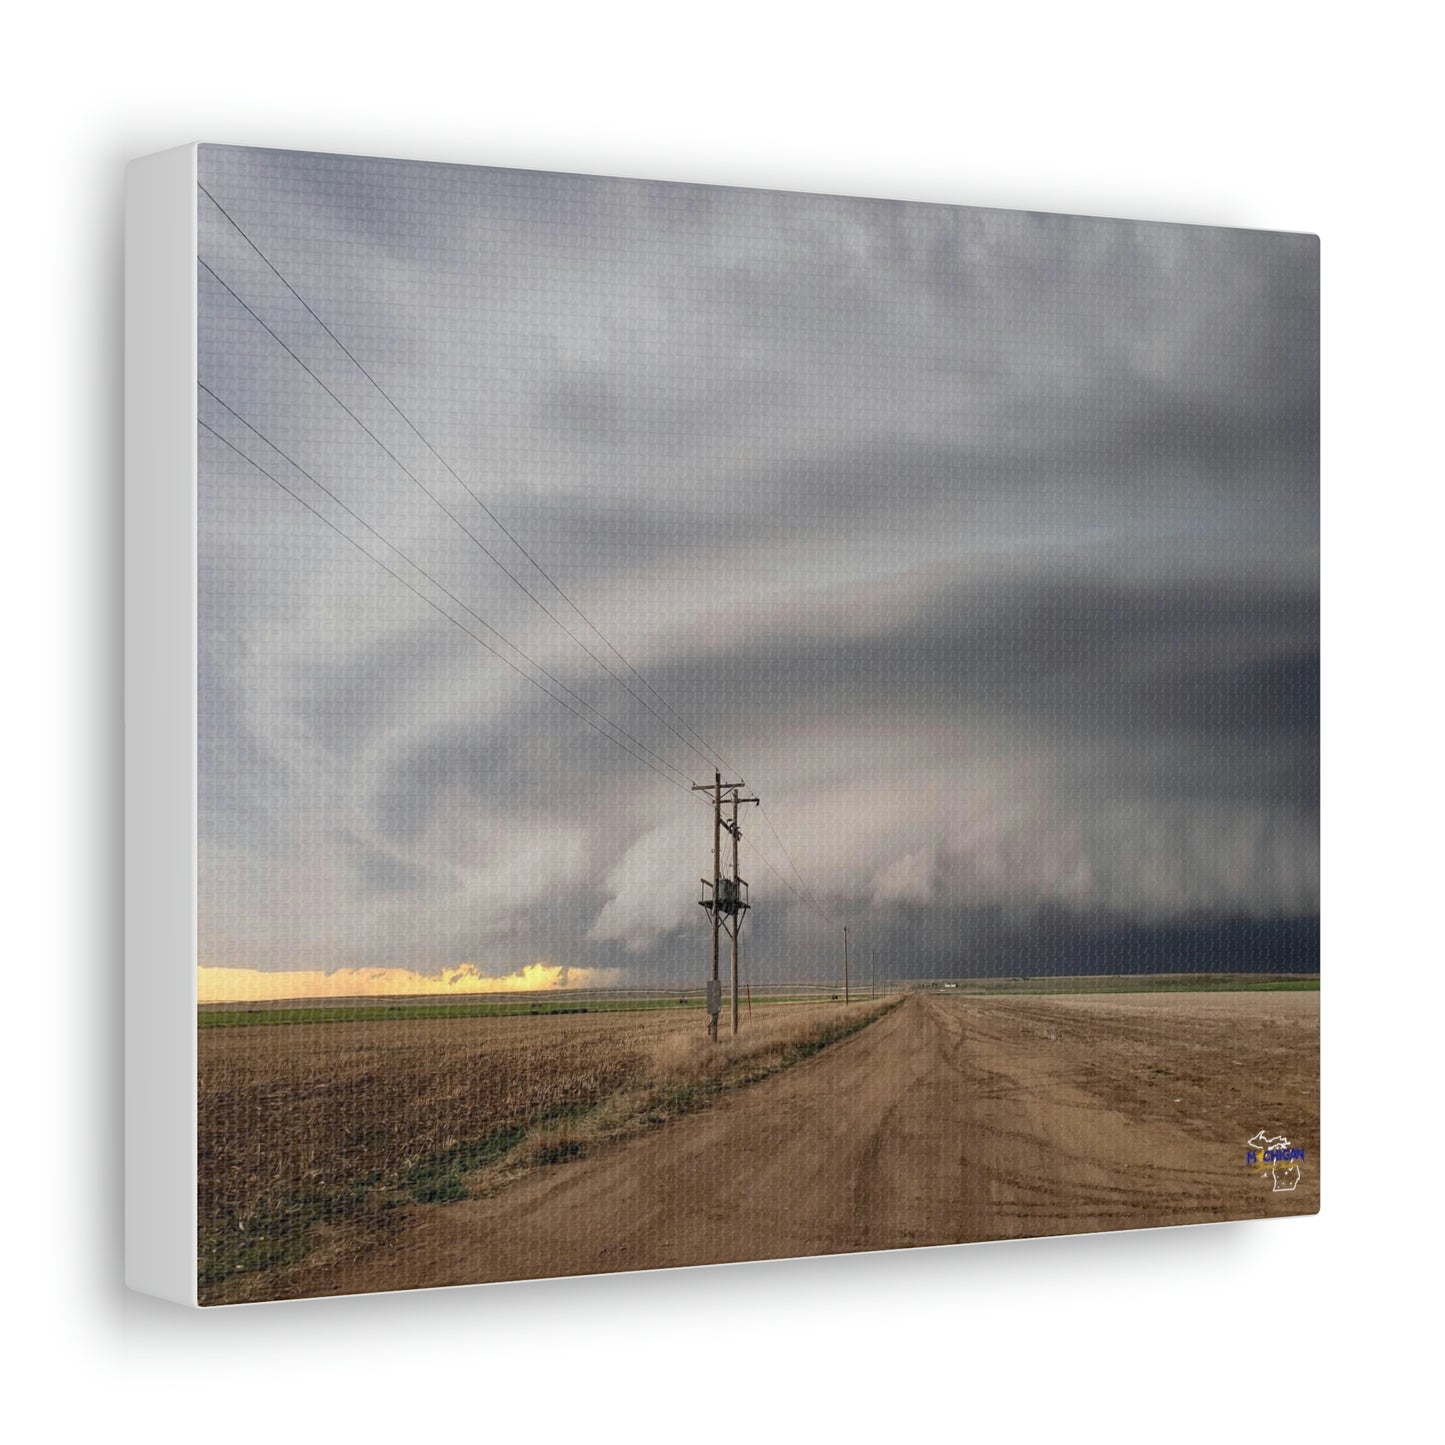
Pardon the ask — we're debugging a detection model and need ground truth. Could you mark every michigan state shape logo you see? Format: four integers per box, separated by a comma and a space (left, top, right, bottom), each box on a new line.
1246, 1129, 1305, 1192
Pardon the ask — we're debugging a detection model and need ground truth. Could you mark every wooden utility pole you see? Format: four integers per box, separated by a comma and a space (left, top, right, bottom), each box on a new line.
694, 772, 757, 1041
872, 947, 876, 999
844, 924, 850, 1004
730, 791, 741, 1035
711, 773, 721, 1041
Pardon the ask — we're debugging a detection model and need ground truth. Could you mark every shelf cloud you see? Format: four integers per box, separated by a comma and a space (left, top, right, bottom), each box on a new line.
197, 146, 1317, 989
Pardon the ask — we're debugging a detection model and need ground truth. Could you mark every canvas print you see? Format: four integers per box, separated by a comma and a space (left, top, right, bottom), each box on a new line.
193, 146, 1318, 1304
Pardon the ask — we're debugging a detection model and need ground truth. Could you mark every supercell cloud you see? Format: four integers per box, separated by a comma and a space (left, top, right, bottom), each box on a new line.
197, 146, 1318, 990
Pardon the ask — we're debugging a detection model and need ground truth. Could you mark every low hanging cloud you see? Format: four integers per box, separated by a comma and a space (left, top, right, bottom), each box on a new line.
589, 822, 703, 952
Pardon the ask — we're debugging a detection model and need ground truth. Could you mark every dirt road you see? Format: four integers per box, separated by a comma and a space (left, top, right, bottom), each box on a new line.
269, 991, 1318, 1299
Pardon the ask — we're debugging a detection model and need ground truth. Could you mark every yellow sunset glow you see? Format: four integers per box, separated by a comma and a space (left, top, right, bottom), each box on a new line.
197, 961, 617, 1004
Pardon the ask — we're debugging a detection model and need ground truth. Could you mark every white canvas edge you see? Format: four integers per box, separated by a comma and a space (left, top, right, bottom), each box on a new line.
126, 142, 199, 1307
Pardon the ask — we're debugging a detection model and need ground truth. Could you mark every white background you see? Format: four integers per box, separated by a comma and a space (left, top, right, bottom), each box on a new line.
4, 2, 1435, 1438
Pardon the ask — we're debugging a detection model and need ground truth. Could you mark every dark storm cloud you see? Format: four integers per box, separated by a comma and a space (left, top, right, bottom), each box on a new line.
852, 906, 1320, 981
196, 145, 1318, 980
651, 572, 1318, 735
511, 426, 1316, 579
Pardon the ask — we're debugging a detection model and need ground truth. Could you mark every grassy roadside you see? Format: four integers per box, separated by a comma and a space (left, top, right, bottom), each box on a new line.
199, 997, 901, 1298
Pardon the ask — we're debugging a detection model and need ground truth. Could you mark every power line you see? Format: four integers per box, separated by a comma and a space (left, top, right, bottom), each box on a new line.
198, 255, 722, 781
200, 386, 699, 791
758, 800, 832, 921
199, 183, 734, 776
197, 191, 833, 935
742, 833, 833, 926
210, 391, 828, 929
199, 418, 704, 800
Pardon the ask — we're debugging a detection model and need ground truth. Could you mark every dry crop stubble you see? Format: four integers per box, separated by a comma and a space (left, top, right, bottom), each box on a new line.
198, 998, 899, 1298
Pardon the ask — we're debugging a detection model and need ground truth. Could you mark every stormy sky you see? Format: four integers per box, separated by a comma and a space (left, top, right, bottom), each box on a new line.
196, 144, 1318, 990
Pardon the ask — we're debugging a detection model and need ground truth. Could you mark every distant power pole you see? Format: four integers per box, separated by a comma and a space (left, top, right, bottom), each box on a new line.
844, 924, 850, 1005
694, 770, 758, 1041
872, 947, 876, 1000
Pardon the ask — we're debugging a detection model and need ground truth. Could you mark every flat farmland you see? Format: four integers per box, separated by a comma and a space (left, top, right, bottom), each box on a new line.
199, 997, 894, 1302
200, 989, 1318, 1304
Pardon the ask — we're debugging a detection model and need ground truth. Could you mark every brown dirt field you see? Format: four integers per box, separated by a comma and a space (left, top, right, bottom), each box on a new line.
198, 999, 892, 1301
210, 990, 1317, 1303
201, 1007, 677, 1229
